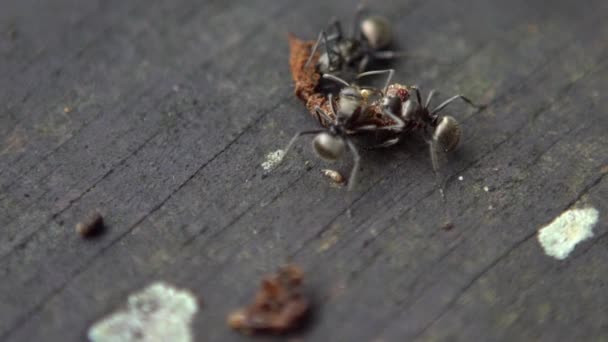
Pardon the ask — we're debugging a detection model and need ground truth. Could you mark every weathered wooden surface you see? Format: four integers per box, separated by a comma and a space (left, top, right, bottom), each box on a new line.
1, 0, 607, 341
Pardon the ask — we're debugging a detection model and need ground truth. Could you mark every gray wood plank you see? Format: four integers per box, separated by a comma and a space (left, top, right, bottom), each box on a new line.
1, 0, 607, 341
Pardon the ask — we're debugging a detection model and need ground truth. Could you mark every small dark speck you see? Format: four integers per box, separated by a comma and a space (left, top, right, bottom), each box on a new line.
84, 144, 89, 149
24, 193, 30, 198
261, 173, 269, 179
304, 161, 313, 171
76, 210, 105, 238
442, 222, 455, 231
192, 99, 199, 105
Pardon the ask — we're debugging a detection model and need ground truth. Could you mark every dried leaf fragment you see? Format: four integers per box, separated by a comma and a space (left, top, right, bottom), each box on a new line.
228, 265, 310, 335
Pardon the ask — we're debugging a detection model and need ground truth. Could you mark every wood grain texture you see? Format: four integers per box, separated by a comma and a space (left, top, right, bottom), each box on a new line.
1, 0, 607, 341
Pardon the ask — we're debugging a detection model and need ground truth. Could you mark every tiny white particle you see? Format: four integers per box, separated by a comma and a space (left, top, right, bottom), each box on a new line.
458, 176, 464, 181
483, 186, 490, 192
89, 282, 198, 342
261, 149, 285, 171
538, 207, 599, 260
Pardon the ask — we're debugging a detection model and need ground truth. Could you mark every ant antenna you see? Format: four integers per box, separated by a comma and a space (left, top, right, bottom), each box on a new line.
351, 1, 367, 39
431, 95, 484, 115
356, 69, 394, 93
323, 73, 350, 87
276, 129, 325, 170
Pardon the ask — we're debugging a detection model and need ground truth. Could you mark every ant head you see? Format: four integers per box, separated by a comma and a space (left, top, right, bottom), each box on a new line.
360, 16, 393, 50
433, 116, 461, 152
338, 86, 364, 119
401, 98, 417, 121
381, 95, 402, 116
312, 132, 346, 161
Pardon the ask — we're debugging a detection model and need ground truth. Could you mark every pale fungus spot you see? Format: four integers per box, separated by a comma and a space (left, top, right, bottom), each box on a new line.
88, 282, 198, 342
261, 149, 285, 170
537, 207, 599, 260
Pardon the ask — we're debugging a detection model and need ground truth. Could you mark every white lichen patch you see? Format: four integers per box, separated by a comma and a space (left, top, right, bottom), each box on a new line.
538, 207, 599, 260
88, 282, 198, 342
261, 149, 284, 170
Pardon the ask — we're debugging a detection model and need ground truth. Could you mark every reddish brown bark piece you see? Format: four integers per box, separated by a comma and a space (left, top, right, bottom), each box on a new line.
287, 33, 407, 129
227, 265, 310, 335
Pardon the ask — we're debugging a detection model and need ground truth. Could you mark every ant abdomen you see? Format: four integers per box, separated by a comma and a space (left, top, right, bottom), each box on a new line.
360, 16, 393, 50
433, 116, 461, 152
313, 132, 345, 161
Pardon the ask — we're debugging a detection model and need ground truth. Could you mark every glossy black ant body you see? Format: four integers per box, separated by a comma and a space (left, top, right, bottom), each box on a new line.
276, 70, 401, 191
304, 4, 404, 80
379, 84, 483, 172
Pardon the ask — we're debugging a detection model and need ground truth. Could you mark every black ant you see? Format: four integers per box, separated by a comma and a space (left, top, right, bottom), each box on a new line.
275, 70, 402, 191
304, 4, 404, 80
379, 84, 483, 173
318, 69, 484, 191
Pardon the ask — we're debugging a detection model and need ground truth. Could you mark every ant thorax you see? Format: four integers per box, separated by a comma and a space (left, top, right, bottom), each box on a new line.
337, 39, 361, 63
317, 39, 364, 75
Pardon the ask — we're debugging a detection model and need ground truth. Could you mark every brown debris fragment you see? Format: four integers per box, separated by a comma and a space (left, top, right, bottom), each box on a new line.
287, 33, 320, 103
76, 210, 105, 238
228, 265, 310, 335
441, 222, 455, 231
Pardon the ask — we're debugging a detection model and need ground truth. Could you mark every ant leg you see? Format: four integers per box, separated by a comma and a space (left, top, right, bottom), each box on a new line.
357, 55, 370, 73
305, 30, 341, 69
328, 93, 338, 118
425, 89, 437, 108
371, 50, 404, 59
428, 139, 441, 173
380, 108, 405, 131
430, 95, 484, 115
314, 107, 333, 126
323, 73, 351, 87
351, 1, 367, 39
304, 31, 324, 69
314, 98, 336, 125
410, 85, 423, 106
278, 130, 325, 168
428, 138, 452, 224
372, 50, 448, 65
357, 69, 394, 93
345, 139, 361, 191
366, 137, 401, 149
328, 17, 344, 40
